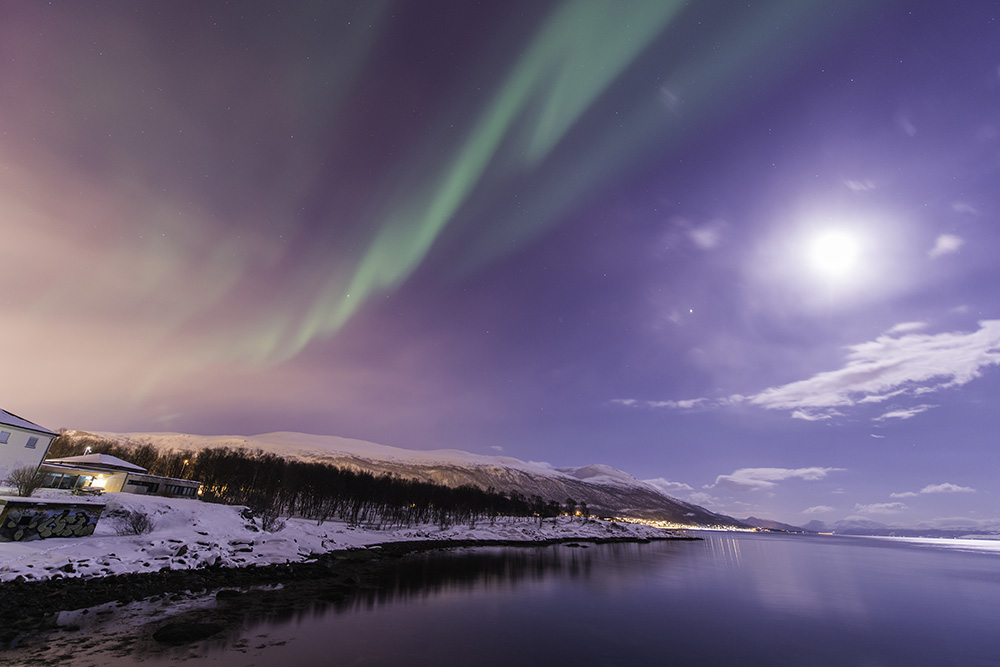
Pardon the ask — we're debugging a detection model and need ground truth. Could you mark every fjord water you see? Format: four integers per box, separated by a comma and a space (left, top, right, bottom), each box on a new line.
55, 532, 1000, 665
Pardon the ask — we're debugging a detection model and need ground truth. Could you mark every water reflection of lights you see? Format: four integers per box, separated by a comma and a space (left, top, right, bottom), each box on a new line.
708, 536, 743, 568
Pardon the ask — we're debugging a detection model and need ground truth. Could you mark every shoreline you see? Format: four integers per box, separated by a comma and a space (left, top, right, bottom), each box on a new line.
0, 533, 696, 647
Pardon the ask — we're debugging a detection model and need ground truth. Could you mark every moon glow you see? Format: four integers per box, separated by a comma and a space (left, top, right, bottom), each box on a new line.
806, 229, 862, 282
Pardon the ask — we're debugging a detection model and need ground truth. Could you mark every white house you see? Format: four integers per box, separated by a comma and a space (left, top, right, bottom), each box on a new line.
0, 408, 58, 483
39, 453, 201, 497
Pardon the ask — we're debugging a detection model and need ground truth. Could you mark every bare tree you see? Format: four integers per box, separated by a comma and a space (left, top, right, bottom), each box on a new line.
4, 465, 44, 497
111, 509, 156, 535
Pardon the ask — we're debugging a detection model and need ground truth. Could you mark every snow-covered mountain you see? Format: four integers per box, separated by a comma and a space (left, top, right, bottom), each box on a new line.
66, 431, 741, 528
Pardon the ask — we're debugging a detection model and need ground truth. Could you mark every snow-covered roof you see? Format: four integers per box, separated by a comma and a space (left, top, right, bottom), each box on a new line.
42, 453, 147, 473
0, 409, 58, 437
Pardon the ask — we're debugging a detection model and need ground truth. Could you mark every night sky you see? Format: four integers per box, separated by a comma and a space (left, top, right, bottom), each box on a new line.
4, 1, 1000, 526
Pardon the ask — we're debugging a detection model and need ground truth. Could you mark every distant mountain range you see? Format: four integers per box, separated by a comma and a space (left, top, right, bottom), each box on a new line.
64, 431, 744, 528
741, 516, 812, 533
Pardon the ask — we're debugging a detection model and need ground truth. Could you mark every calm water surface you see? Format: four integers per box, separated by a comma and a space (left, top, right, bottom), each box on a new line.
8, 532, 1000, 666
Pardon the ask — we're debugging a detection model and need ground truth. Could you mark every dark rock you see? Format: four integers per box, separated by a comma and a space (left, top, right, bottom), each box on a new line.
152, 621, 225, 645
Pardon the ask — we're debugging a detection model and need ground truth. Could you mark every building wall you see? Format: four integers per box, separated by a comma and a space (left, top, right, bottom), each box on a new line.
98, 472, 200, 497
0, 427, 53, 483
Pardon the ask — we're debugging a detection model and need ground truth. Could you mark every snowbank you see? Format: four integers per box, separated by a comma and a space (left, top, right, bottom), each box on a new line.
0, 490, 678, 583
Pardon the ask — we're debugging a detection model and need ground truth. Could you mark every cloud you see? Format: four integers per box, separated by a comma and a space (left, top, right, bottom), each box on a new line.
844, 179, 876, 192
710, 467, 843, 491
613, 397, 713, 410
855, 502, 907, 515
644, 478, 694, 494
951, 201, 978, 215
668, 217, 728, 251
920, 482, 975, 494
791, 409, 834, 421
687, 220, 727, 250
802, 505, 835, 514
896, 113, 917, 137
621, 320, 1000, 422
891, 482, 976, 498
687, 492, 720, 506
489, 445, 505, 452
928, 234, 964, 258
870, 434, 886, 439
886, 321, 927, 335
875, 404, 937, 421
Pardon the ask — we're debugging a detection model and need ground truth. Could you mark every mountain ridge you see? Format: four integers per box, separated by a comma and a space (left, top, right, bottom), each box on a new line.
61, 430, 743, 528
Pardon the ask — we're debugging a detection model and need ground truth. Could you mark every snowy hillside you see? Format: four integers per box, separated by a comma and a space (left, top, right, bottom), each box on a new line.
67, 431, 740, 527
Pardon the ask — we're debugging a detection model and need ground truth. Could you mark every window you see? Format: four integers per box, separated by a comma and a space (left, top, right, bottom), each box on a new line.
126, 479, 160, 493
25, 436, 38, 449
0, 431, 9, 444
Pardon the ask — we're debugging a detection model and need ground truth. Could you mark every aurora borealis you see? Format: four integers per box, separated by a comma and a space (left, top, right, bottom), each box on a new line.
4, 0, 1000, 526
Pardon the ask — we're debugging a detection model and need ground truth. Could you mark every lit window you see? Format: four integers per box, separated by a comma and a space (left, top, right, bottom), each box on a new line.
25, 436, 38, 449
0, 431, 9, 444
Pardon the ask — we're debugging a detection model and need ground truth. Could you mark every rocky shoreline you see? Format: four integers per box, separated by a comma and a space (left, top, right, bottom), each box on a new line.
0, 534, 697, 650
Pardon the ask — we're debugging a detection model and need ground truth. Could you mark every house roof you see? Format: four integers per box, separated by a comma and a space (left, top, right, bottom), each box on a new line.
0, 409, 58, 437
42, 453, 147, 473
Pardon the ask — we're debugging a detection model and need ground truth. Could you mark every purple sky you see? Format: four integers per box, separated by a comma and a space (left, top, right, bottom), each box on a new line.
4, 1, 1000, 526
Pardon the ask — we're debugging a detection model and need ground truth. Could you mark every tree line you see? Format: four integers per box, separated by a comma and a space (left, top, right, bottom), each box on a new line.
47, 434, 587, 528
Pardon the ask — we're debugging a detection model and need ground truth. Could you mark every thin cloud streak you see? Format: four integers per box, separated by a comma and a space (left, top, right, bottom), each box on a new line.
644, 478, 694, 495
802, 505, 835, 514
921, 482, 975, 494
709, 467, 843, 491
856, 502, 908, 515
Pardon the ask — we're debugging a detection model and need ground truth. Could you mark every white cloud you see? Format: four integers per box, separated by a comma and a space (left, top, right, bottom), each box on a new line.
747, 322, 1000, 414
617, 321, 1000, 423
489, 445, 505, 452
886, 321, 927, 335
802, 505, 835, 514
649, 398, 711, 410
688, 492, 720, 506
870, 434, 886, 439
928, 234, 964, 259
875, 404, 937, 421
951, 201, 978, 215
791, 409, 833, 421
710, 467, 843, 491
856, 502, 907, 515
644, 478, 693, 495
890, 482, 976, 498
921, 482, 975, 494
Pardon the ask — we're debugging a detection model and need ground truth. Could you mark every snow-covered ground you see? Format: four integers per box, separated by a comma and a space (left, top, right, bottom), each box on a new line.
0, 490, 677, 583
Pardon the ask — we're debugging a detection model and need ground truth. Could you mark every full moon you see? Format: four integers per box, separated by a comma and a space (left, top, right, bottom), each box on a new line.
806, 229, 862, 281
